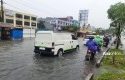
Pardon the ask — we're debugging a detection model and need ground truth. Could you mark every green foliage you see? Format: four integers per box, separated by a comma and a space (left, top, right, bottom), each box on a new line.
95, 29, 105, 35
62, 26, 80, 32
107, 2, 125, 49
96, 73, 125, 80
103, 49, 125, 66
37, 21, 45, 29
95, 49, 125, 80
107, 2, 125, 21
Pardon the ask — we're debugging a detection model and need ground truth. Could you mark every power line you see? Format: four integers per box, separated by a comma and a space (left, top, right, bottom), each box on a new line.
32, 0, 70, 16
3, 0, 54, 17
3, 1, 41, 16
3, 0, 76, 20
9, 0, 61, 17
12, 0, 71, 17
4, 2, 31, 14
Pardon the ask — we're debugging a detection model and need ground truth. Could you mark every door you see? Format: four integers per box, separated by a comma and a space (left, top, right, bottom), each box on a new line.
63, 34, 72, 51
71, 35, 78, 49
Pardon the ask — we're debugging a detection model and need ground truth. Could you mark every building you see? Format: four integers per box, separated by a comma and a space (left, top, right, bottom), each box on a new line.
38, 17, 55, 30
72, 20, 79, 26
0, 8, 37, 40
38, 16, 79, 31
79, 10, 89, 29
38, 16, 76, 31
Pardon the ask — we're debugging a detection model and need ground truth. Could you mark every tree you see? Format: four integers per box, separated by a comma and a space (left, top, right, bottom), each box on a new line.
37, 21, 45, 30
107, 2, 125, 49
95, 29, 105, 35
62, 26, 80, 32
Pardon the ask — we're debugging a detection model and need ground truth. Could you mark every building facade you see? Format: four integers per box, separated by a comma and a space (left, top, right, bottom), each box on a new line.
79, 10, 89, 29
38, 16, 79, 31
72, 20, 79, 26
0, 8, 37, 39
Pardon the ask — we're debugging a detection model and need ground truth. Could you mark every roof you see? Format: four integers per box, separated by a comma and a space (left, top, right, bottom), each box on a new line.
57, 18, 68, 21
0, 23, 14, 28
77, 30, 89, 34
37, 31, 72, 34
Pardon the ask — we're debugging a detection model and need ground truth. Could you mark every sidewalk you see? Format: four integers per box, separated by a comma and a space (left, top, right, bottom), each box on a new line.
93, 37, 125, 79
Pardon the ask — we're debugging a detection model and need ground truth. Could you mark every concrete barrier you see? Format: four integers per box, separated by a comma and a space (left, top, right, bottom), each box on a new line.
85, 73, 94, 80
95, 38, 115, 68
95, 48, 110, 68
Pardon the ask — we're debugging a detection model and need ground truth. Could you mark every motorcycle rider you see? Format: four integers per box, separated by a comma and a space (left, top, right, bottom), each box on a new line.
95, 35, 103, 51
103, 35, 110, 47
86, 36, 98, 57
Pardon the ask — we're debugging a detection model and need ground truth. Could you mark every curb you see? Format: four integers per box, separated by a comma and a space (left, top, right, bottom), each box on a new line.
95, 38, 115, 68
85, 73, 94, 80
95, 48, 110, 68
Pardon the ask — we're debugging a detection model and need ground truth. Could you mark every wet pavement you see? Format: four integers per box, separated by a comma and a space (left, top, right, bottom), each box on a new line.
0, 38, 107, 80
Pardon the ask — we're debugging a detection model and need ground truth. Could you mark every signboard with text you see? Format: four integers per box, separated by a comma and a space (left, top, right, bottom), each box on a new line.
5, 9, 14, 17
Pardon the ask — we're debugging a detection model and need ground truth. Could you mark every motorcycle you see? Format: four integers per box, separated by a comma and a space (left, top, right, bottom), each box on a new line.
97, 45, 101, 52
85, 50, 95, 61
103, 41, 108, 47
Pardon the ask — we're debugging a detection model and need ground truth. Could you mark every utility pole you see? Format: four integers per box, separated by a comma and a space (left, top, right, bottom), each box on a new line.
0, 0, 4, 22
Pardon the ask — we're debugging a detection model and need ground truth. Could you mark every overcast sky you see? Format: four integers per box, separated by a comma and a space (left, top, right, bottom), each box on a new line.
3, 0, 125, 29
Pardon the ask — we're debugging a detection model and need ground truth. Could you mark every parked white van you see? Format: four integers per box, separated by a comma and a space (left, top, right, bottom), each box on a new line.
34, 31, 79, 56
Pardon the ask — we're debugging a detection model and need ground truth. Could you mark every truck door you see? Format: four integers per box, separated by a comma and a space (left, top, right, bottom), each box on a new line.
71, 35, 78, 49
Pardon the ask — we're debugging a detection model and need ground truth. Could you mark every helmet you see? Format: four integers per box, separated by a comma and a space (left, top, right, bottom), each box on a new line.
96, 35, 100, 38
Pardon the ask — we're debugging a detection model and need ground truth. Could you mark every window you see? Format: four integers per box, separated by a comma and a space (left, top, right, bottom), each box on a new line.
85, 35, 95, 39
24, 15, 30, 20
16, 20, 22, 25
31, 17, 36, 21
16, 13, 22, 18
72, 35, 78, 40
6, 19, 14, 23
66, 23, 68, 25
58, 21, 60, 24
60, 21, 62, 24
24, 21, 30, 26
31, 22, 36, 26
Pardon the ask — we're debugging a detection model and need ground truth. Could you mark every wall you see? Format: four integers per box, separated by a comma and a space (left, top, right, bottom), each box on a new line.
10, 29, 23, 39
23, 28, 35, 38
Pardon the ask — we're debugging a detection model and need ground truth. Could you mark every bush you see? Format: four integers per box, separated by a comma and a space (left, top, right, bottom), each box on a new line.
96, 73, 125, 80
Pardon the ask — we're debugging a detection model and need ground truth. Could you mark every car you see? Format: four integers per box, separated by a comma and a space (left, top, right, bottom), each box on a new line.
83, 35, 95, 45
34, 31, 79, 57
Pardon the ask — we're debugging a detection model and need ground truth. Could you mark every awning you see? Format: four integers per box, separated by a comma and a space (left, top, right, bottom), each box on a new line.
77, 30, 89, 34
0, 23, 14, 28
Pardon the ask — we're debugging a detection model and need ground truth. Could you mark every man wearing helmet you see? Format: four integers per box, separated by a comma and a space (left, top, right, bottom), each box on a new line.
86, 36, 98, 56
103, 34, 110, 47
95, 35, 103, 51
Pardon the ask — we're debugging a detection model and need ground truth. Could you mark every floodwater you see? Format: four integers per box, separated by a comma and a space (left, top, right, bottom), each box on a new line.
0, 38, 107, 80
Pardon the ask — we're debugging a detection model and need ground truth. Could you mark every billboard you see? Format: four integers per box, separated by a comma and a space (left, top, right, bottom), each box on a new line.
5, 9, 14, 17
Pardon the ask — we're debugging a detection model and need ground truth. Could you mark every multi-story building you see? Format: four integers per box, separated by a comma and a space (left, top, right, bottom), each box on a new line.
0, 8, 37, 39
79, 10, 89, 29
50, 16, 74, 31
38, 16, 79, 31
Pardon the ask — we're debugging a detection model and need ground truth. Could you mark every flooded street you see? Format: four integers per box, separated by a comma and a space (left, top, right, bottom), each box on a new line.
0, 38, 107, 80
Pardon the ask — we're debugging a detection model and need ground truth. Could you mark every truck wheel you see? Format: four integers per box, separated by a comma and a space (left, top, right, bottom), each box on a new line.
57, 50, 63, 57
